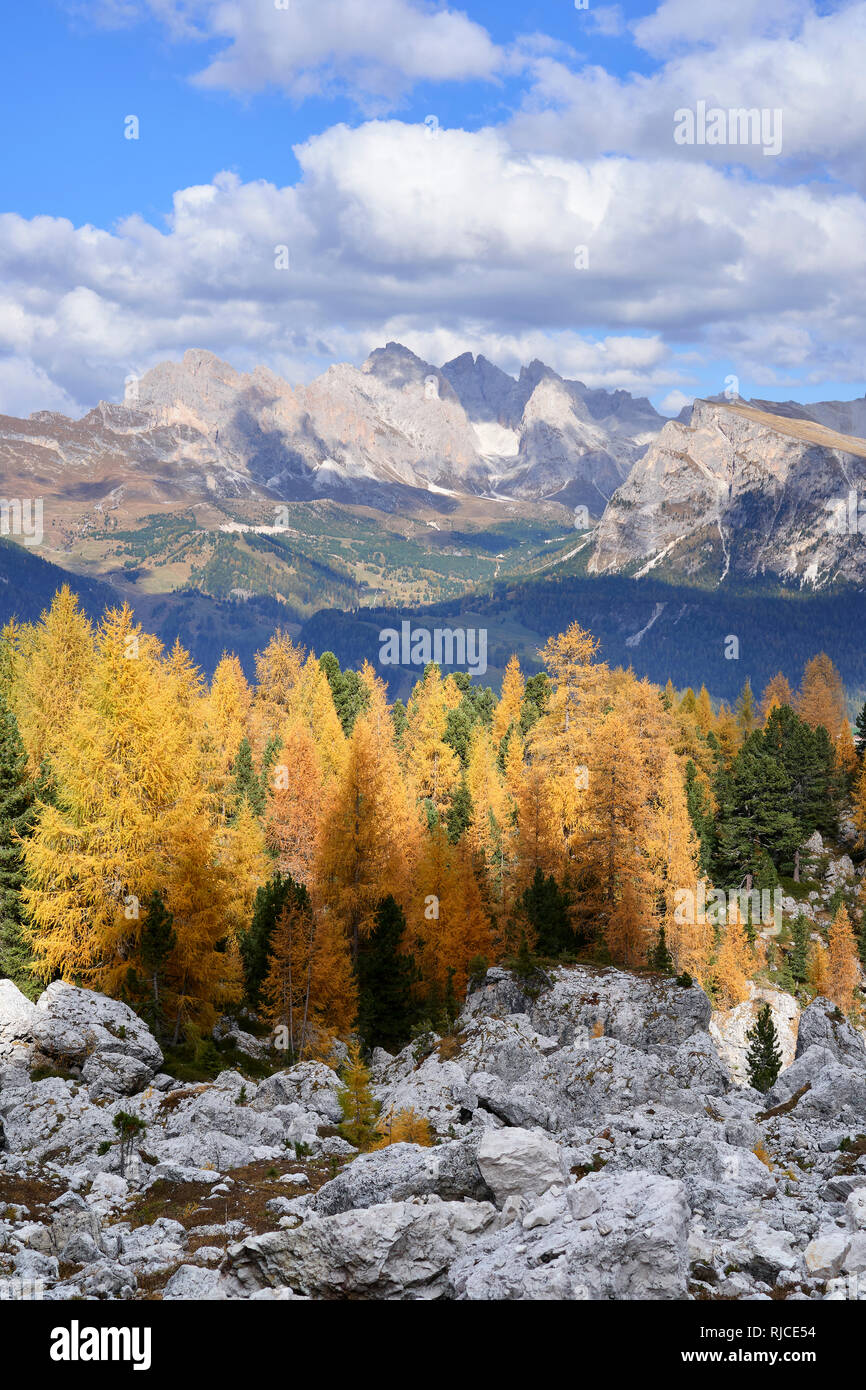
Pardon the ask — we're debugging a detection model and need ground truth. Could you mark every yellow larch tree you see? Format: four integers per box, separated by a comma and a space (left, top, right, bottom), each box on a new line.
465, 723, 507, 890
760, 672, 794, 724
315, 670, 414, 959
8, 586, 95, 771
265, 720, 324, 885
826, 906, 861, 1015
205, 654, 253, 822
402, 665, 460, 817
260, 901, 356, 1058
713, 912, 755, 1009
571, 706, 656, 965
694, 686, 715, 738
798, 653, 848, 740
409, 825, 495, 998
493, 655, 525, 745
652, 756, 713, 983
283, 652, 346, 783
23, 605, 241, 1026
808, 939, 830, 996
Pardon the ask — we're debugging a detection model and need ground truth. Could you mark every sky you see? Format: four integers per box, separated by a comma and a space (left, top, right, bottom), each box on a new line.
1, 0, 864, 417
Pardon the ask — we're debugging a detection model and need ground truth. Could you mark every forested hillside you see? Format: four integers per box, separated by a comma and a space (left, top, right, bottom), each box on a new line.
1, 588, 864, 1063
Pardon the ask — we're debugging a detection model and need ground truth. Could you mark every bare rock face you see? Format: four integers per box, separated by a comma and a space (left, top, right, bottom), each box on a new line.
710, 986, 800, 1087
31, 982, 163, 1082
0, 980, 38, 1065
447, 1171, 691, 1301
221, 1197, 498, 1300
796, 997, 866, 1068
463, 963, 712, 1048
590, 398, 866, 587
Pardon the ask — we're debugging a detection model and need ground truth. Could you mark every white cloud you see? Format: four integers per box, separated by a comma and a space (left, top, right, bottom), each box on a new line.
74, 0, 503, 108
510, 2, 866, 188
2, 115, 866, 411
658, 388, 693, 415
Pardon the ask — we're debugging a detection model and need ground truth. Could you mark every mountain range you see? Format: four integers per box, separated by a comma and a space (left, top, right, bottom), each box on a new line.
0, 342, 664, 518
1, 342, 866, 697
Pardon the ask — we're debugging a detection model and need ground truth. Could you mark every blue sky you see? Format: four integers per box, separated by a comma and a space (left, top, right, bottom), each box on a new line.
1, 0, 864, 416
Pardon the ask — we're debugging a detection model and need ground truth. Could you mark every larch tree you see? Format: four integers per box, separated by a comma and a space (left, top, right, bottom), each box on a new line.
808, 940, 830, 996
465, 723, 507, 892
284, 653, 347, 783
315, 674, 413, 960
694, 686, 715, 738
571, 707, 656, 965
265, 720, 323, 885
206, 654, 253, 823
23, 606, 241, 1028
8, 586, 95, 772
713, 912, 755, 1009
402, 665, 461, 818
760, 672, 794, 725
653, 756, 713, 983
826, 906, 861, 1015
797, 653, 848, 741
492, 655, 525, 745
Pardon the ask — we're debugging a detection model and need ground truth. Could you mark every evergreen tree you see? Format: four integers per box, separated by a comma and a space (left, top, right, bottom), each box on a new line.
745, 1003, 783, 1092
446, 777, 473, 844
789, 912, 811, 984
651, 922, 674, 974
0, 692, 44, 996
242, 872, 310, 1008
517, 868, 577, 956
127, 889, 177, 1041
319, 652, 369, 737
520, 673, 550, 735
736, 679, 758, 738
684, 758, 714, 872
231, 737, 265, 818
356, 896, 419, 1054
855, 700, 866, 759
712, 732, 800, 881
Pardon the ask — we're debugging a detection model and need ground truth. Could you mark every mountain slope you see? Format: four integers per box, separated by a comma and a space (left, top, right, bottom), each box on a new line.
590, 399, 866, 587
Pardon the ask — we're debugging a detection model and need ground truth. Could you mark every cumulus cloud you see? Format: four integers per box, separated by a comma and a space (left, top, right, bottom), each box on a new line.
511, 2, 866, 188
2, 116, 866, 412
72, 0, 504, 108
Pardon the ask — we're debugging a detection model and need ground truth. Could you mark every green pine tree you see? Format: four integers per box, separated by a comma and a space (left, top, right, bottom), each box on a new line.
241, 873, 310, 1008
854, 700, 866, 758
789, 912, 811, 984
0, 692, 45, 998
651, 923, 674, 973
446, 777, 473, 844
745, 1003, 783, 1093
517, 868, 577, 956
232, 737, 265, 818
137, 889, 177, 1041
356, 895, 419, 1054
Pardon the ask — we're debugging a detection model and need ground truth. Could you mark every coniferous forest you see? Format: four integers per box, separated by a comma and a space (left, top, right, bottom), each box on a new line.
2, 587, 863, 1062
